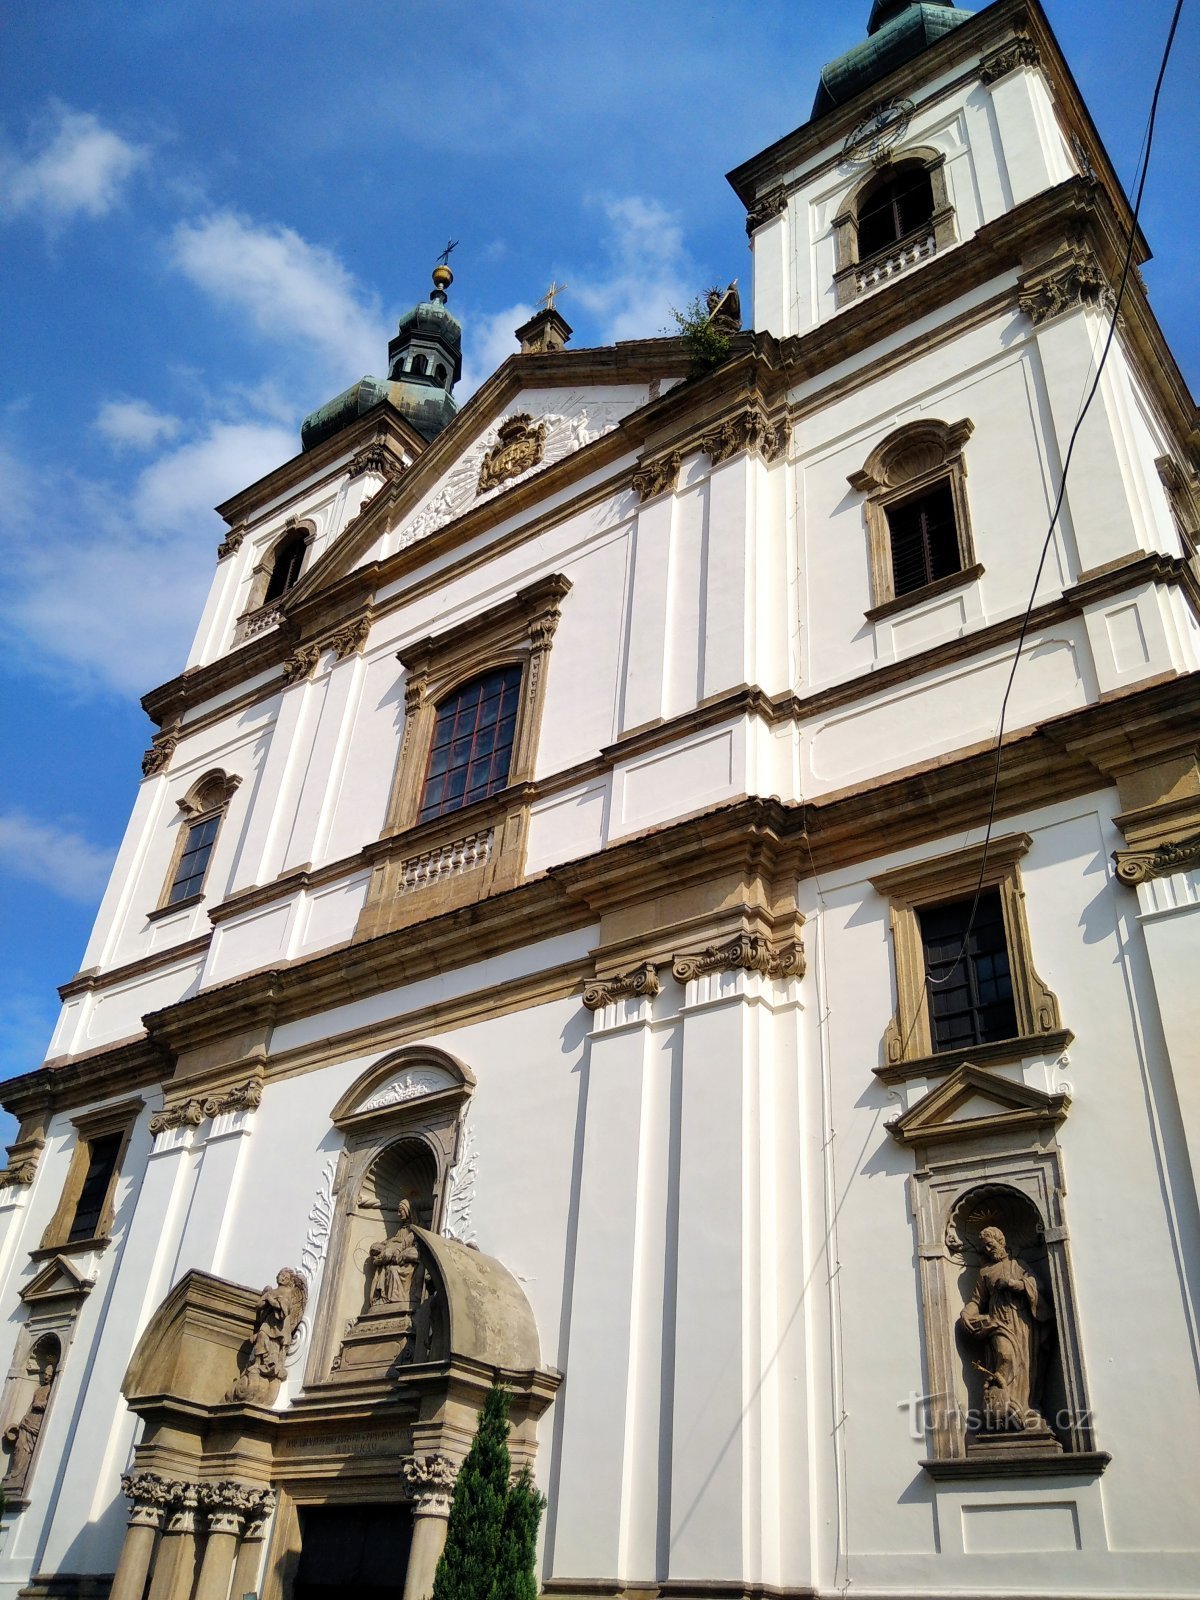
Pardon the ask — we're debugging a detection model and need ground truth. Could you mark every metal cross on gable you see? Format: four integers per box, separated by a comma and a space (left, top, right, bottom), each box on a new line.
540, 278, 568, 311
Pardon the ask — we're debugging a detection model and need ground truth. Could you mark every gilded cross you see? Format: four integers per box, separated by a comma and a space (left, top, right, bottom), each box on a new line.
540, 279, 568, 311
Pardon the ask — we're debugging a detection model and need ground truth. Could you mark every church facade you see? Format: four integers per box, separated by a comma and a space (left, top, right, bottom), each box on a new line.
1, 2, 1198, 1598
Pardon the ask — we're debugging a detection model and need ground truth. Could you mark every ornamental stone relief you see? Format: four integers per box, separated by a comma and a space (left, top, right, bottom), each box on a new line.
148, 1076, 263, 1137
978, 36, 1042, 85
631, 452, 681, 501
141, 736, 178, 778
1113, 829, 1200, 885
700, 404, 788, 467
394, 396, 633, 551
672, 932, 805, 983
1018, 247, 1115, 326
745, 184, 788, 236
582, 961, 662, 1011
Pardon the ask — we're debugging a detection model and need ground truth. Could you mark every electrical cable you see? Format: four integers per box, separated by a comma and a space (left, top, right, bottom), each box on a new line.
910, 0, 1186, 1030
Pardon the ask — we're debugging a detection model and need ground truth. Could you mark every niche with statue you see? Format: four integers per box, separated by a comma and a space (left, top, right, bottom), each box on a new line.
305, 1047, 474, 1388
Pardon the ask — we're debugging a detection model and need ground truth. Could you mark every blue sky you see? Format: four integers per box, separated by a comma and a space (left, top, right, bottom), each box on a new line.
1, 0, 1196, 1128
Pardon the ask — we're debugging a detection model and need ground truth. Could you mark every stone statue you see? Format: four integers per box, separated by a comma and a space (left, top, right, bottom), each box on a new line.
705, 281, 742, 336
959, 1225, 1053, 1432
367, 1198, 420, 1311
2, 1360, 55, 1492
228, 1267, 307, 1403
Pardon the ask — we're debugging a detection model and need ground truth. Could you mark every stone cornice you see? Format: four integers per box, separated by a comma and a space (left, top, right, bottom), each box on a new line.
9, 673, 1197, 1119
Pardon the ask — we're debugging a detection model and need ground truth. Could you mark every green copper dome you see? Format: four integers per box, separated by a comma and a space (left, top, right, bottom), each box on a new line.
300, 262, 463, 451
813, 0, 975, 117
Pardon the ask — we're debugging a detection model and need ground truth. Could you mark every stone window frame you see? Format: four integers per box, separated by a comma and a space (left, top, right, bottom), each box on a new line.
152, 769, 241, 917
887, 1064, 1108, 1479
234, 517, 316, 642
870, 834, 1065, 1078
37, 1096, 143, 1254
848, 417, 981, 620
305, 1047, 476, 1388
832, 148, 956, 309
357, 574, 570, 937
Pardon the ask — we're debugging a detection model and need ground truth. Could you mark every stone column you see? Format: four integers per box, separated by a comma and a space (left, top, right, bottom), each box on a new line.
110, 1472, 174, 1600
146, 1483, 200, 1600
400, 1455, 458, 1600
229, 1490, 276, 1600
195, 1484, 250, 1600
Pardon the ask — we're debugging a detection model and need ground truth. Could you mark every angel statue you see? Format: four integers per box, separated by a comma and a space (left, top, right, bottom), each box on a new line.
228, 1267, 308, 1403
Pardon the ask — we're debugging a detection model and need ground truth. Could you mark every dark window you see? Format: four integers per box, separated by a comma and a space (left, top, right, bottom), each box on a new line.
856, 164, 935, 259
168, 813, 220, 904
67, 1132, 123, 1242
434, 363, 448, 386
919, 889, 1018, 1052
886, 479, 960, 596
411, 354, 428, 375
264, 531, 307, 604
419, 665, 523, 823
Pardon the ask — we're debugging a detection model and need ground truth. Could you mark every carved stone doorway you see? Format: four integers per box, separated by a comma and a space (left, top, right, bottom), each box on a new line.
293, 1503, 413, 1600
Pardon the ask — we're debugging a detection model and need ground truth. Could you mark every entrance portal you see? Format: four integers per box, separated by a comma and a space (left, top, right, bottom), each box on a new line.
294, 1503, 414, 1600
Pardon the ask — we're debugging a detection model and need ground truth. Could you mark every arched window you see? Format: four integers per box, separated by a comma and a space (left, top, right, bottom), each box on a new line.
411, 354, 428, 375
434, 363, 448, 386
160, 770, 240, 909
263, 528, 308, 604
418, 664, 523, 822
855, 161, 934, 258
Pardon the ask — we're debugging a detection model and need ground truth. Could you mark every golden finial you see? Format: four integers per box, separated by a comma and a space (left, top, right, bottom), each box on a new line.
540, 279, 568, 312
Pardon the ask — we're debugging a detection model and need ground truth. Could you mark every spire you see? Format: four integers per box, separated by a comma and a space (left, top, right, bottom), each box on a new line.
813, 0, 975, 117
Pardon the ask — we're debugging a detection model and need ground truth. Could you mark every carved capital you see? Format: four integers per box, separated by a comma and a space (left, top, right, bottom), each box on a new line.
582, 960, 662, 1012
163, 1481, 199, 1535
746, 184, 788, 235
197, 1480, 259, 1535
326, 615, 371, 660
349, 439, 404, 480
1018, 248, 1114, 326
672, 932, 805, 985
217, 524, 247, 560
1113, 830, 1200, 885
631, 451, 681, 501
121, 1471, 175, 1528
402, 1454, 458, 1516
0, 1139, 43, 1189
701, 404, 788, 468
978, 36, 1042, 84
282, 643, 322, 685
141, 736, 178, 778
149, 1075, 263, 1136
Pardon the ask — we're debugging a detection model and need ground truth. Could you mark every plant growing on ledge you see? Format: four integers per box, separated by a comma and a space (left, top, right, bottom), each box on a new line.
670, 291, 732, 372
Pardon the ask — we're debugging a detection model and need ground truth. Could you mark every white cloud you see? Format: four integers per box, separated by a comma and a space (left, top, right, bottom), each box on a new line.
171, 210, 385, 384
573, 195, 696, 343
1, 418, 294, 695
95, 398, 181, 451
0, 812, 115, 904
459, 302, 535, 398
0, 104, 145, 222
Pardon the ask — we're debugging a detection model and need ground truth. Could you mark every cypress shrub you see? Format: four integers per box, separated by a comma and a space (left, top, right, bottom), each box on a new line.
431, 1386, 512, 1600
491, 1465, 546, 1600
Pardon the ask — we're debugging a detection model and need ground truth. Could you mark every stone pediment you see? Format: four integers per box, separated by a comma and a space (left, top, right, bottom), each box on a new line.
331, 1046, 475, 1133
887, 1063, 1070, 1148
20, 1254, 97, 1307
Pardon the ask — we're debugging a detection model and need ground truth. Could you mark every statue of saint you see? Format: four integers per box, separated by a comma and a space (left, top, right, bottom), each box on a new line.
228, 1267, 308, 1402
959, 1225, 1053, 1432
2, 1360, 56, 1492
367, 1198, 420, 1311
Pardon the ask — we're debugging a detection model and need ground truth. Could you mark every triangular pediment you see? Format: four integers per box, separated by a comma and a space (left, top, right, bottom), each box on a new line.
20, 1254, 97, 1306
887, 1063, 1070, 1147
281, 342, 687, 608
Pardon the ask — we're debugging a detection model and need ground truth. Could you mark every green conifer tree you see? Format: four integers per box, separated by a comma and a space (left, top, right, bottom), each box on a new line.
431, 1385, 512, 1600
490, 1465, 546, 1600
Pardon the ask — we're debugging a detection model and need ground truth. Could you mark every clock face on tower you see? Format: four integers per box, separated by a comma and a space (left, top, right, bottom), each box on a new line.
842, 97, 915, 165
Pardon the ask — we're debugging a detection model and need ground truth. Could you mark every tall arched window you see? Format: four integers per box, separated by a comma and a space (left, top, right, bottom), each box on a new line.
855, 161, 935, 258
159, 769, 241, 909
263, 528, 308, 604
418, 664, 522, 822
411, 354, 429, 375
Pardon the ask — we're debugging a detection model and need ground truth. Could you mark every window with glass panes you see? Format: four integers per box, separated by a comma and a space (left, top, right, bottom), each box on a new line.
885, 480, 961, 596
168, 813, 221, 903
66, 1132, 123, 1242
918, 889, 1018, 1051
419, 665, 522, 822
